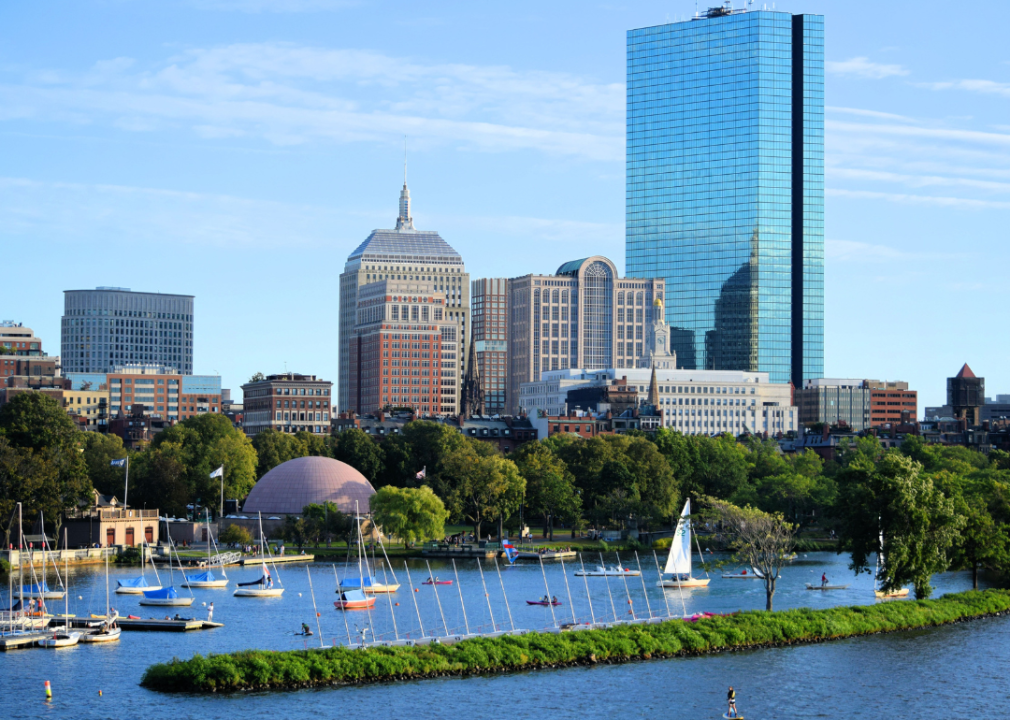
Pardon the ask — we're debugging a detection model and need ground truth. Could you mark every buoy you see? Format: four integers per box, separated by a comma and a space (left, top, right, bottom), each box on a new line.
627, 599, 632, 604
298, 593, 302, 597
45, 680, 52, 700
78, 595, 83, 600
98, 690, 103, 697
414, 588, 419, 592
395, 602, 400, 606
202, 602, 207, 606
316, 612, 321, 617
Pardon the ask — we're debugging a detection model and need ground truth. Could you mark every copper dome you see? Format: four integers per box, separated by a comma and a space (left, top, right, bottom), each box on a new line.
242, 456, 375, 515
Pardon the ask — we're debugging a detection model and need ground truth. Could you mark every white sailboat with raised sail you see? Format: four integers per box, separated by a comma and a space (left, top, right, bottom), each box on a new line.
234, 513, 284, 597
183, 510, 229, 588
874, 528, 909, 599
659, 499, 710, 588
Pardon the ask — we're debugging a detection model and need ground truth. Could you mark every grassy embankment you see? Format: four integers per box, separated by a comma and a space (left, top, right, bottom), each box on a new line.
141, 589, 1010, 693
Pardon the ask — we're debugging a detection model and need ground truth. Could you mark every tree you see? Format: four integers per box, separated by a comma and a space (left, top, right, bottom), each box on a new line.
331, 429, 384, 484
301, 502, 353, 546
294, 431, 328, 457
252, 428, 307, 478
706, 498, 796, 611
442, 441, 525, 538
249, 372, 265, 383
153, 414, 257, 515
219, 523, 253, 546
513, 442, 581, 540
81, 432, 127, 498
370, 485, 448, 548
835, 451, 964, 598
952, 494, 1010, 590
0, 437, 53, 548
131, 444, 190, 518
0, 392, 79, 451
282, 515, 308, 553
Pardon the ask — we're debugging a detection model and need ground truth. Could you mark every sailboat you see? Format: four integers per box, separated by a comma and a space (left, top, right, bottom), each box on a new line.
182, 510, 229, 588
338, 527, 400, 593
659, 499, 710, 588
81, 554, 121, 643
21, 512, 66, 602
140, 538, 194, 606
233, 514, 284, 597
38, 531, 80, 648
334, 503, 376, 610
117, 539, 163, 594
874, 529, 909, 599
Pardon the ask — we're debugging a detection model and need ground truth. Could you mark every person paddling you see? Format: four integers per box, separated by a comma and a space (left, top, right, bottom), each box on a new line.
821, 572, 828, 588
727, 686, 738, 718
301, 622, 311, 635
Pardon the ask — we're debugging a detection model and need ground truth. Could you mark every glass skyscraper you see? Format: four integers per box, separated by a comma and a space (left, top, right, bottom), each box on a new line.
626, 6, 823, 387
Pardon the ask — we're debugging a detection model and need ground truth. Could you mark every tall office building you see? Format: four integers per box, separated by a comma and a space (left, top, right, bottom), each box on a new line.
470, 278, 508, 414
62, 288, 194, 374
506, 256, 664, 415
626, 4, 824, 387
339, 182, 468, 413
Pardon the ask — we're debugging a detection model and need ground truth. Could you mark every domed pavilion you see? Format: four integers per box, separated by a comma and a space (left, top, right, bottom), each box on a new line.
242, 456, 376, 516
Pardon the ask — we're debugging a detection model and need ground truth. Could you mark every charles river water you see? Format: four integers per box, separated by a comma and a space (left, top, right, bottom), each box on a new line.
2, 551, 1005, 719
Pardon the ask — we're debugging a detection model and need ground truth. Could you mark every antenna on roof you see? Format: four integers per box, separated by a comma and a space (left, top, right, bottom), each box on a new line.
403, 135, 407, 185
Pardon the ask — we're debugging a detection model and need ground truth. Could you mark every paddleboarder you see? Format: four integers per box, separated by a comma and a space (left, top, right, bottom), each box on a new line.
727, 686, 738, 718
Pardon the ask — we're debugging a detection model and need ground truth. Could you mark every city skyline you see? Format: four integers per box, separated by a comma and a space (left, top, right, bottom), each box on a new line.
2, 1, 1009, 408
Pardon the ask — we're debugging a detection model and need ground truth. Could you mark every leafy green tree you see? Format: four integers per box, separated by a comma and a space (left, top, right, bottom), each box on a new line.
249, 372, 265, 383
742, 436, 790, 480
81, 431, 127, 497
252, 428, 307, 478
131, 444, 190, 518
442, 441, 525, 538
0, 437, 53, 548
706, 497, 795, 611
282, 515, 308, 553
294, 431, 328, 457
301, 502, 353, 546
402, 421, 467, 491
953, 493, 1010, 589
376, 434, 413, 487
0, 392, 78, 450
512, 442, 581, 540
153, 414, 257, 514
370, 485, 449, 548
219, 523, 253, 546
836, 451, 964, 598
331, 429, 384, 484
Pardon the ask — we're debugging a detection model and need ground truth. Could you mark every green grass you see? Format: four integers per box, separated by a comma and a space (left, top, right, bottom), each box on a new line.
140, 589, 1010, 693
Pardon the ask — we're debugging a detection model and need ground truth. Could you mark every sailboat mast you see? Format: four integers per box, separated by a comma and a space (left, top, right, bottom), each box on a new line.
64, 528, 69, 631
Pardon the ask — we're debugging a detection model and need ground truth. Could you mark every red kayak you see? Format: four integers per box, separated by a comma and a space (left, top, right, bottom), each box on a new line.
422, 579, 452, 585
526, 600, 562, 606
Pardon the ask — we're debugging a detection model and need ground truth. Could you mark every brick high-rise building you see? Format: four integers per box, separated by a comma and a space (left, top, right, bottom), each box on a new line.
241, 373, 333, 436
339, 181, 468, 414
348, 279, 458, 416
66, 365, 220, 422
506, 256, 664, 415
470, 278, 508, 414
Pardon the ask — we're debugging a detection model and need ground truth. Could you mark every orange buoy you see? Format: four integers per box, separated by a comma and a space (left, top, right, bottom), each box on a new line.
98, 690, 103, 697
395, 603, 400, 606
316, 612, 321, 617
414, 588, 419, 592
45, 681, 52, 700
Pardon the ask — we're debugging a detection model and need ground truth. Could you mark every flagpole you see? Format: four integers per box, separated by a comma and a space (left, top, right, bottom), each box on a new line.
124, 456, 129, 511
219, 465, 224, 521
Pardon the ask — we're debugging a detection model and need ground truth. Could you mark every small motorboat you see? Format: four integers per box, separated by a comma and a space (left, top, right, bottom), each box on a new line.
334, 589, 377, 610
574, 565, 641, 577
139, 587, 195, 607
80, 625, 121, 643
526, 599, 562, 606
38, 629, 81, 648
805, 583, 850, 591
421, 578, 453, 585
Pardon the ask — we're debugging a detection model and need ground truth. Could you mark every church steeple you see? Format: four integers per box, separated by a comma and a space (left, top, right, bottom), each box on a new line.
460, 334, 485, 419
647, 363, 660, 407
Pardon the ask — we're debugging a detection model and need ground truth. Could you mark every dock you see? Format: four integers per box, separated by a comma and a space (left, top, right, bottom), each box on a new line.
240, 554, 314, 565
0, 632, 52, 650
118, 618, 223, 632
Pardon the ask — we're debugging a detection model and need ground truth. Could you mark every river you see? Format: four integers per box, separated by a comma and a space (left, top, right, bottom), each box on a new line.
2, 551, 1001, 719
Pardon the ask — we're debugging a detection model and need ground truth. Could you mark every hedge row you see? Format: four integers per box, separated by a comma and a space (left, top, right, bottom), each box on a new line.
141, 589, 1010, 693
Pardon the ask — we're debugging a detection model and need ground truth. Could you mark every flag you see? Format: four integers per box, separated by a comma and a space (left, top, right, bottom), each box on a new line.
110, 458, 127, 468
209, 466, 224, 478
502, 538, 518, 564
415, 466, 426, 480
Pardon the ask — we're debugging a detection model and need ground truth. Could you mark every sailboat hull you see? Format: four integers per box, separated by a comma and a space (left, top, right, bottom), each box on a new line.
80, 628, 122, 643
659, 577, 710, 588
334, 598, 376, 609
139, 597, 195, 606
233, 588, 284, 597
116, 585, 161, 595
19, 591, 66, 600
363, 583, 400, 593
182, 580, 229, 588
37, 632, 81, 648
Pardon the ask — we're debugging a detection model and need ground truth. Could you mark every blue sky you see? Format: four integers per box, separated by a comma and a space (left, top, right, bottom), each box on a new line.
2, 0, 1008, 409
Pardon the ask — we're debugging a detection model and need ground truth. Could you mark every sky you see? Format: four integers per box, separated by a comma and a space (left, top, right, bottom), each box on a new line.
2, 0, 1009, 409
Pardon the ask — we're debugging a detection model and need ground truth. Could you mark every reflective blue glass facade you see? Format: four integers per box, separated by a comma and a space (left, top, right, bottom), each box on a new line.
626, 10, 823, 386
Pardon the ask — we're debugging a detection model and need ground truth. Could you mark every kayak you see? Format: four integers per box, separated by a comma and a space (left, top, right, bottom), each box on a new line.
526, 600, 562, 606
805, 583, 850, 590
422, 580, 453, 586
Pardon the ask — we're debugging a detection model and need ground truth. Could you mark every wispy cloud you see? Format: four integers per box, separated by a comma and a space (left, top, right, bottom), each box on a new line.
919, 79, 1010, 99
826, 120, 1010, 149
828, 167, 1010, 194
826, 57, 909, 79
826, 106, 918, 123
827, 187, 1010, 211
0, 43, 624, 161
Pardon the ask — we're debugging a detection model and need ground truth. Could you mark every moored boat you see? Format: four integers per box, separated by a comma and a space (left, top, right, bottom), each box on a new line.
526, 599, 562, 606
334, 588, 376, 610
140, 586, 194, 606
233, 514, 284, 597
37, 629, 81, 648
339, 576, 400, 593
18, 582, 65, 601
182, 570, 229, 589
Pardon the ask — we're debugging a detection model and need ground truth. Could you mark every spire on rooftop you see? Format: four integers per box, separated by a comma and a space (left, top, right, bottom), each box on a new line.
956, 363, 976, 379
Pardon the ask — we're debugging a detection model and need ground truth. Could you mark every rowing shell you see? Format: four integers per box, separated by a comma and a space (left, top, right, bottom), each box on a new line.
805, 583, 850, 590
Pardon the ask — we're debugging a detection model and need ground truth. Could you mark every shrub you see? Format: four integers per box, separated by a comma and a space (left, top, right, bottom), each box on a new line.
652, 537, 672, 550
